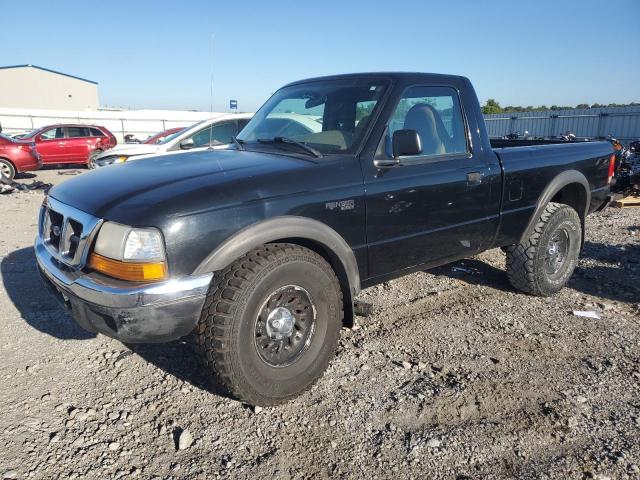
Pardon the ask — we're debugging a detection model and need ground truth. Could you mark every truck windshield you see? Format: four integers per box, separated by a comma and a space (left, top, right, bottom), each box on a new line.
237, 78, 388, 155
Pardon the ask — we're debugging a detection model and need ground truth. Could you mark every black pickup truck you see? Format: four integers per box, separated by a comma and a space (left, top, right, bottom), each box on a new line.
35, 73, 614, 405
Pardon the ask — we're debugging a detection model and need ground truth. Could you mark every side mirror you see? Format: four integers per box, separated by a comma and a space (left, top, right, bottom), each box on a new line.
392, 129, 422, 158
179, 138, 195, 150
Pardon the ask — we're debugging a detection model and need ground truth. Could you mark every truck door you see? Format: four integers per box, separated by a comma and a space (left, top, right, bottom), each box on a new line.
363, 85, 495, 278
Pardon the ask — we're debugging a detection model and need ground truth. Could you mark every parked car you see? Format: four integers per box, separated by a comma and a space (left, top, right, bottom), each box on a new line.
0, 134, 41, 181
36, 72, 614, 406
10, 131, 32, 139
93, 114, 253, 167
19, 124, 117, 168
143, 127, 186, 145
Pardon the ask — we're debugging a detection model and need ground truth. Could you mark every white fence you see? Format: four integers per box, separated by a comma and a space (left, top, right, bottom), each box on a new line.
0, 107, 221, 142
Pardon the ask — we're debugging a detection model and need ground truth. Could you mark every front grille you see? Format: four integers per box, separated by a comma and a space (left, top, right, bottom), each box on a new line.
39, 197, 102, 268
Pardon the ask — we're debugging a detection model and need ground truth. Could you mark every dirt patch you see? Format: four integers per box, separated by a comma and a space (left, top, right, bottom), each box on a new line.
1, 168, 639, 479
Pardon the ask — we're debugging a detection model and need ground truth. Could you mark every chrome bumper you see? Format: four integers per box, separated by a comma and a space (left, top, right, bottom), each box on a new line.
35, 238, 212, 343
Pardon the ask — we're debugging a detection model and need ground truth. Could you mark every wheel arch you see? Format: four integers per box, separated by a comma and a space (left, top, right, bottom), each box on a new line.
88, 148, 103, 163
192, 216, 361, 327
0, 156, 17, 168
520, 170, 590, 245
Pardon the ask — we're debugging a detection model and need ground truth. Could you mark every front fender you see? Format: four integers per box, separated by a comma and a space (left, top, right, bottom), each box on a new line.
192, 215, 361, 297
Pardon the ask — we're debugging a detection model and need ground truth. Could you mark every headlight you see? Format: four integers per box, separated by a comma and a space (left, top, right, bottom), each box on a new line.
123, 230, 164, 260
95, 155, 128, 167
89, 222, 166, 282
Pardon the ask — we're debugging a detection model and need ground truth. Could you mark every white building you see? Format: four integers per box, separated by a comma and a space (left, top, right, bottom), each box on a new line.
0, 64, 99, 111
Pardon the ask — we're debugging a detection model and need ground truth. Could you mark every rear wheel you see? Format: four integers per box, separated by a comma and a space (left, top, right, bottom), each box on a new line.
194, 243, 343, 405
87, 150, 102, 169
505, 202, 581, 296
0, 158, 16, 182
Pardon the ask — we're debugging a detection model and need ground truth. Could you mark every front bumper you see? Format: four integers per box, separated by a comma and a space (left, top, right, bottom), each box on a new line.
35, 238, 212, 343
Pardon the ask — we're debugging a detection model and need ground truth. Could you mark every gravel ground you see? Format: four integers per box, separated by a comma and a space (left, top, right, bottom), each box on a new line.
1, 168, 639, 479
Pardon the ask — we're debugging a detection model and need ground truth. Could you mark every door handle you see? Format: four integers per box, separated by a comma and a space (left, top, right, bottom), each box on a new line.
466, 171, 483, 186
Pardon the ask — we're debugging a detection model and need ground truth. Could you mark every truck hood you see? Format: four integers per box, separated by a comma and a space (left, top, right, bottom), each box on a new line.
48, 149, 311, 225
96, 143, 161, 159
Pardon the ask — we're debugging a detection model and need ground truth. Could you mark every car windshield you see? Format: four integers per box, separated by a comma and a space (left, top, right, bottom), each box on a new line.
147, 128, 185, 144
237, 78, 388, 155
19, 129, 41, 139
157, 120, 208, 145
157, 128, 189, 145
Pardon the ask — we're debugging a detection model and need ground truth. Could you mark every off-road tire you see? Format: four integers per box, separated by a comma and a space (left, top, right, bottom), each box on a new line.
194, 243, 343, 405
87, 150, 102, 169
0, 158, 16, 182
505, 202, 581, 296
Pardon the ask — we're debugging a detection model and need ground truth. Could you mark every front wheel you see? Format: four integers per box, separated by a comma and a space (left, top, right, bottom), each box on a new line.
0, 158, 16, 182
505, 202, 581, 296
194, 243, 343, 405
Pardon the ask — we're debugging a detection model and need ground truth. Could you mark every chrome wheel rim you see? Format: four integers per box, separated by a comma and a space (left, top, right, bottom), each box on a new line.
545, 227, 570, 275
0, 162, 11, 179
254, 285, 316, 367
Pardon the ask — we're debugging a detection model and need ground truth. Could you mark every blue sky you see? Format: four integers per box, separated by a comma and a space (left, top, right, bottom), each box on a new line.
2, 0, 638, 112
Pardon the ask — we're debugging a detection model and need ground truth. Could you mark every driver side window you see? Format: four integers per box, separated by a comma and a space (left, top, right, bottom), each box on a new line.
40, 127, 64, 140
190, 122, 236, 147
387, 86, 468, 157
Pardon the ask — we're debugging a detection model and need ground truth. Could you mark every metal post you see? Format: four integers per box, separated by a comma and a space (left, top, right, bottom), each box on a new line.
597, 113, 608, 139
121, 119, 125, 140
162, 119, 166, 130
549, 114, 558, 137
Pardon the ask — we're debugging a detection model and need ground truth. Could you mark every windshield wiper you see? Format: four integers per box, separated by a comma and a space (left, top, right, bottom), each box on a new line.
257, 137, 323, 158
231, 136, 245, 151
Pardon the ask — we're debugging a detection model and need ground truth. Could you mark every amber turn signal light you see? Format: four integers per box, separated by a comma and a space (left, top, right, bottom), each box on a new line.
88, 253, 167, 282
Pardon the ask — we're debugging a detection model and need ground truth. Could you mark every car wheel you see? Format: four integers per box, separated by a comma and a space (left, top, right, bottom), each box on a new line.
0, 158, 16, 182
505, 202, 581, 296
87, 150, 102, 169
194, 243, 343, 405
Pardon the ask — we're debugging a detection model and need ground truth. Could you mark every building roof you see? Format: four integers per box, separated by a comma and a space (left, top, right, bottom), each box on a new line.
0, 64, 98, 85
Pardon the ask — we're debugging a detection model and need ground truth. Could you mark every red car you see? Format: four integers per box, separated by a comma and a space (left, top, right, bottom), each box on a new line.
0, 134, 41, 181
144, 127, 185, 145
21, 124, 117, 168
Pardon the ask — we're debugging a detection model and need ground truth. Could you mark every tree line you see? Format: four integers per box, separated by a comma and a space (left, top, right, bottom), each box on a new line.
482, 99, 640, 115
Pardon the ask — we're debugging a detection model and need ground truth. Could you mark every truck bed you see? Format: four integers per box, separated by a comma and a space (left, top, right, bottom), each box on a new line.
490, 140, 613, 247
